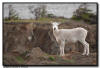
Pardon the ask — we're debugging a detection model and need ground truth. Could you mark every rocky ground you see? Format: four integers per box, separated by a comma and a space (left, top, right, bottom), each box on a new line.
4, 47, 97, 65
3, 20, 98, 65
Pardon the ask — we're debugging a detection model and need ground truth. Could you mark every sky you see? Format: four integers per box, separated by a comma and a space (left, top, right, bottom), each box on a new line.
4, 3, 97, 19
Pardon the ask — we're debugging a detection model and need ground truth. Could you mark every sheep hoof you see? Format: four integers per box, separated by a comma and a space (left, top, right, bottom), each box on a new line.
62, 54, 65, 56
82, 53, 86, 55
86, 53, 89, 56
60, 54, 65, 57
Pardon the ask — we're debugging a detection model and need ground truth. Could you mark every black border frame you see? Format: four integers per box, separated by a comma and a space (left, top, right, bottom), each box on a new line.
2, 2, 99, 67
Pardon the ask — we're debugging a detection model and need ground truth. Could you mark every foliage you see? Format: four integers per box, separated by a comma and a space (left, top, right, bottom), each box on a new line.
28, 5, 47, 20
47, 14, 55, 18
71, 15, 81, 21
48, 56, 55, 61
71, 4, 97, 24
4, 17, 9, 21
7, 5, 19, 20
40, 5, 47, 17
16, 56, 24, 63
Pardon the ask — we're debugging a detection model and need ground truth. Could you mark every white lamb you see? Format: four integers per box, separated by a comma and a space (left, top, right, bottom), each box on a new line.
52, 22, 89, 56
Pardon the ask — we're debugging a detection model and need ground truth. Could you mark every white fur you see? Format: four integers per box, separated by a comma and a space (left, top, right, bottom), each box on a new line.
52, 22, 89, 56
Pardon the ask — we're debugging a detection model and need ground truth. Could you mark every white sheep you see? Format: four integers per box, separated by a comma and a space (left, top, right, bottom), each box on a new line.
51, 22, 89, 56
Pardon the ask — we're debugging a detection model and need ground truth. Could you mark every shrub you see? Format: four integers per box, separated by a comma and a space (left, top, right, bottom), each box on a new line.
71, 4, 97, 24
48, 56, 55, 61
71, 15, 81, 21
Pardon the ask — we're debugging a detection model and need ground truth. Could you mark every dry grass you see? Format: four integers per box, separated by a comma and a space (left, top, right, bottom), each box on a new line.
4, 17, 67, 23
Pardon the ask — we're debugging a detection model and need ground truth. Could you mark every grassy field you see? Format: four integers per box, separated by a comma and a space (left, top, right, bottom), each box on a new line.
4, 17, 68, 23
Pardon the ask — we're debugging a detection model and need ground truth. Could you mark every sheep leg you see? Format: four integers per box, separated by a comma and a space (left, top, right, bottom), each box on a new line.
80, 40, 89, 55
82, 45, 87, 55
80, 40, 87, 55
59, 41, 65, 56
62, 41, 65, 56
84, 41, 89, 55
60, 45, 62, 56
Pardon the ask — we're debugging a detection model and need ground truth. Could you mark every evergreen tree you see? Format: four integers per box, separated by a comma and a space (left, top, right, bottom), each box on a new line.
8, 5, 19, 20
28, 5, 47, 20
72, 3, 96, 24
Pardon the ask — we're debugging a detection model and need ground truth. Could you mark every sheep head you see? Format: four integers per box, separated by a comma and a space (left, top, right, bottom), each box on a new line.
51, 22, 60, 30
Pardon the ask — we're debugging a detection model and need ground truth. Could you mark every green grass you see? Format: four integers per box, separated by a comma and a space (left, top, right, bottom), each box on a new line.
56, 56, 75, 63
4, 19, 36, 23
38, 17, 67, 22
4, 17, 67, 23
63, 59, 75, 63
44, 53, 49, 56
71, 16, 81, 21
16, 56, 24, 64
48, 56, 55, 61
81, 13, 90, 20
